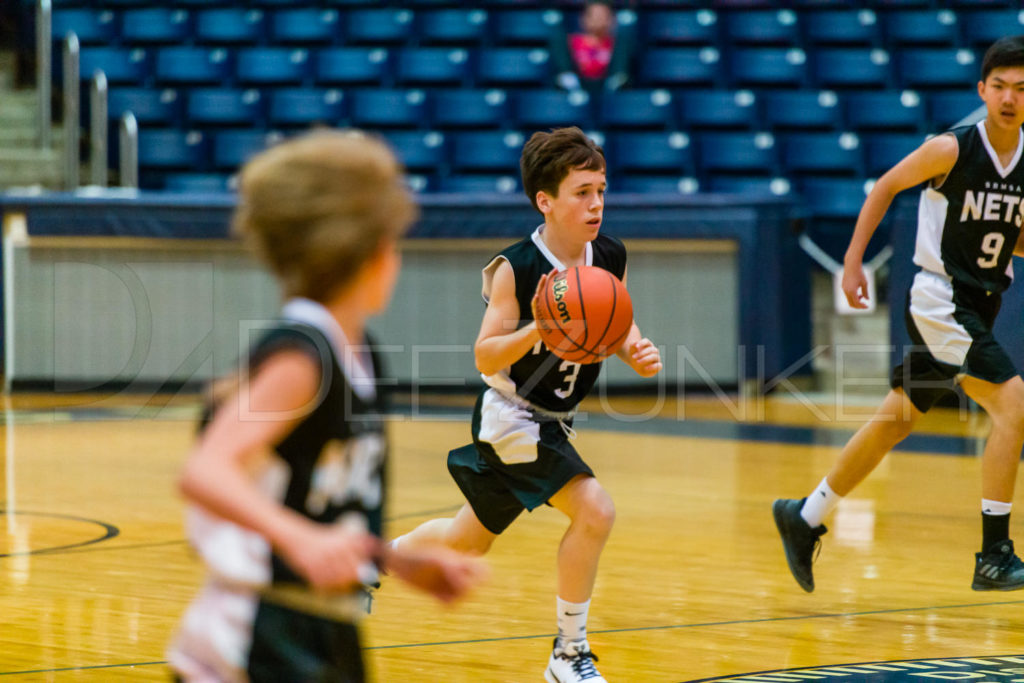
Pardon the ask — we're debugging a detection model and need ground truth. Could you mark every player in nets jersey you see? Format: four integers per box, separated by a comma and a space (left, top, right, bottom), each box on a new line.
390, 127, 661, 683
167, 131, 484, 683
774, 35, 1024, 595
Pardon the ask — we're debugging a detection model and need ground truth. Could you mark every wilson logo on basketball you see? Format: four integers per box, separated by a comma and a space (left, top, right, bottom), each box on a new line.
552, 275, 572, 323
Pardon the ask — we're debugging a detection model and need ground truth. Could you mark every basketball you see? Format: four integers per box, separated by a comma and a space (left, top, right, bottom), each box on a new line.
536, 266, 633, 364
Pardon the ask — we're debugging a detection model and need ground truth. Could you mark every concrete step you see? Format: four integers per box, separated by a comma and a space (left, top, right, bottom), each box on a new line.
0, 125, 63, 146
0, 148, 64, 189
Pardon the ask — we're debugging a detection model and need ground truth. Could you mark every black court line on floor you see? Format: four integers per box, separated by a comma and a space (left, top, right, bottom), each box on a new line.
8, 598, 1023, 678
0, 510, 119, 557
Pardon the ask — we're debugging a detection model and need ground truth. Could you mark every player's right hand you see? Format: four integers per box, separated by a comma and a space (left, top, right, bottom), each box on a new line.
388, 545, 489, 604
280, 521, 377, 592
842, 263, 869, 309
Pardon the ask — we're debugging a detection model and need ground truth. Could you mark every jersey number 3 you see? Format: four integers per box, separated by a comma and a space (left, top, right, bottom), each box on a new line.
532, 340, 581, 398
977, 232, 1006, 268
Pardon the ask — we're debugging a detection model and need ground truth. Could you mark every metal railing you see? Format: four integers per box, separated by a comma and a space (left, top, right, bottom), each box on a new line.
89, 72, 107, 187
62, 32, 80, 190
36, 0, 51, 149
119, 112, 138, 189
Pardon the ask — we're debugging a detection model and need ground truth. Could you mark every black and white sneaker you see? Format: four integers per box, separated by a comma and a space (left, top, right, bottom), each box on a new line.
544, 638, 606, 683
773, 497, 827, 593
972, 539, 1024, 591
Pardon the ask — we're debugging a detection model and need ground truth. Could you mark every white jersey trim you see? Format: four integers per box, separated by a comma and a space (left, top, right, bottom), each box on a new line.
976, 120, 1023, 179
530, 224, 594, 271
913, 187, 951, 277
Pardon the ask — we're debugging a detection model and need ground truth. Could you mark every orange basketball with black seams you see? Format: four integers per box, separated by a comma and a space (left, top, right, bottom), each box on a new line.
537, 266, 633, 364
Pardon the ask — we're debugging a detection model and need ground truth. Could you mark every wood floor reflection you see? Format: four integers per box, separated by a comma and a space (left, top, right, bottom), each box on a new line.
2, 392, 1023, 682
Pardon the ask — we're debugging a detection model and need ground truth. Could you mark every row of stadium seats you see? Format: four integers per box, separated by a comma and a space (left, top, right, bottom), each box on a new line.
53, 6, 1024, 50
76, 44, 991, 91
106, 87, 981, 135
133, 128, 928, 180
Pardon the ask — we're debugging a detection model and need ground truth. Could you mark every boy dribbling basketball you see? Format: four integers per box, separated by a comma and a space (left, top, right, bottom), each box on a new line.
390, 127, 661, 683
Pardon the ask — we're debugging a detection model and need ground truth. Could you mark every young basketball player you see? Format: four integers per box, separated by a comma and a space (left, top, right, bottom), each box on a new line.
389, 127, 662, 683
167, 130, 485, 682
774, 36, 1024, 593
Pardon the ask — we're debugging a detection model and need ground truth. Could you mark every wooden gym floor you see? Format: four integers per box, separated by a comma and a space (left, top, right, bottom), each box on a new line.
3, 389, 1024, 681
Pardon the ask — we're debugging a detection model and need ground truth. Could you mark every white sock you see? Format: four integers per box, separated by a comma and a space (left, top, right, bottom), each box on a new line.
983, 499, 1012, 515
556, 597, 589, 647
800, 477, 841, 528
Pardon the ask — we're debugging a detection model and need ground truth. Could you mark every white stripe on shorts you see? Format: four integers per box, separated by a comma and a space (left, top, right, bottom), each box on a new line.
908, 270, 970, 368
478, 388, 541, 465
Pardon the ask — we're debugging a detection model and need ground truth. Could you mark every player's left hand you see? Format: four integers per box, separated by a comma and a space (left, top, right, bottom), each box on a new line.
629, 338, 662, 377
387, 545, 489, 604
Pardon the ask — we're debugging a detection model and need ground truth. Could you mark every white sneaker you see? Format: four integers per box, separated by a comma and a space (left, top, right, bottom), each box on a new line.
544, 638, 606, 683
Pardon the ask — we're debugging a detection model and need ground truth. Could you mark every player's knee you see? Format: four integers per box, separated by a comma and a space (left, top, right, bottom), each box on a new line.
579, 490, 616, 537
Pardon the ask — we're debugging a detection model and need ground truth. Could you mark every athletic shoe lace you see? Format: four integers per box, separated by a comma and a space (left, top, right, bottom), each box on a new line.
558, 649, 601, 680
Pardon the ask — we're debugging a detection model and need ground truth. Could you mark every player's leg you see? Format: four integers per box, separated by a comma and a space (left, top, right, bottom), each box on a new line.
544, 473, 614, 683
961, 374, 1024, 590
391, 503, 497, 556
773, 388, 921, 592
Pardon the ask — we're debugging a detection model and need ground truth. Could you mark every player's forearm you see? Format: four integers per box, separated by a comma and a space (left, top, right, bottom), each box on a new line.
615, 322, 642, 366
845, 182, 897, 265
474, 322, 542, 376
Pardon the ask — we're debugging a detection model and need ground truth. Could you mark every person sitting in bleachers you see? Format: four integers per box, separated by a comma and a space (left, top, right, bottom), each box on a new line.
551, 0, 635, 94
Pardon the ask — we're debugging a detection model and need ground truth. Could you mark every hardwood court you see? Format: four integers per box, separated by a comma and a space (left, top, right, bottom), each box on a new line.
3, 392, 1024, 681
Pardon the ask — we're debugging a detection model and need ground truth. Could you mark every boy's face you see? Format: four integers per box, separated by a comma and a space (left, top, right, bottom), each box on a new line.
537, 167, 607, 242
582, 4, 614, 38
979, 66, 1024, 132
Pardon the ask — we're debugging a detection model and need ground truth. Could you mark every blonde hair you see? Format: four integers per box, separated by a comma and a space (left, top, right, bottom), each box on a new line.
232, 129, 417, 301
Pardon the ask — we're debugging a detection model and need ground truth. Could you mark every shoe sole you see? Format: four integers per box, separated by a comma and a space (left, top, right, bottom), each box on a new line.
773, 500, 815, 593
544, 668, 558, 683
972, 580, 1024, 591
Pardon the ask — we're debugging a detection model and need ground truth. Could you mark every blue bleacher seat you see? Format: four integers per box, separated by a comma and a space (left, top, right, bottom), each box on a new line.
165, 173, 233, 193
345, 9, 415, 44
610, 132, 694, 174
896, 48, 980, 89
316, 48, 390, 86
612, 174, 700, 195
780, 132, 863, 176
761, 90, 842, 130
698, 132, 778, 175
187, 89, 264, 127
432, 89, 507, 129
382, 131, 448, 171
929, 90, 984, 130
642, 10, 719, 45
121, 8, 191, 44
638, 47, 722, 87
799, 177, 870, 218
844, 90, 925, 131
678, 90, 758, 130
439, 174, 520, 194
236, 47, 311, 85
476, 48, 551, 87
155, 47, 231, 85
725, 9, 801, 45
730, 47, 808, 87
883, 9, 960, 47
419, 9, 490, 44
394, 48, 471, 87
213, 130, 280, 170
707, 175, 792, 196
267, 88, 345, 128
349, 89, 428, 129
108, 87, 181, 126
451, 131, 523, 172
814, 48, 893, 89
962, 10, 1024, 48
80, 47, 152, 85
138, 129, 207, 170
52, 9, 116, 44
492, 9, 562, 45
863, 132, 927, 176
599, 90, 675, 130
195, 9, 266, 44
803, 9, 881, 46
512, 89, 594, 130
270, 8, 341, 44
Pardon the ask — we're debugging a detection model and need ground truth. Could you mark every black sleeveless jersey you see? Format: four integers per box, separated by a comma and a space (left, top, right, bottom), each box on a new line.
197, 316, 388, 587
481, 228, 627, 414
914, 121, 1024, 293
